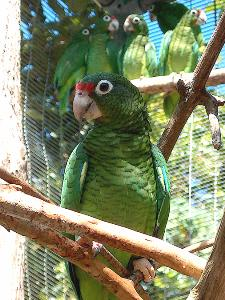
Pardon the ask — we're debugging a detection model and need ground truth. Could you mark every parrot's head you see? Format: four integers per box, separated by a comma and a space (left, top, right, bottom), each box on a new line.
185, 9, 207, 26
123, 14, 148, 35
93, 14, 119, 34
73, 73, 145, 128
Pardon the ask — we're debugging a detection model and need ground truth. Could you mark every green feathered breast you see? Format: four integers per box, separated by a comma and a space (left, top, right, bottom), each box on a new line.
61, 73, 170, 300
121, 14, 158, 80
159, 9, 206, 116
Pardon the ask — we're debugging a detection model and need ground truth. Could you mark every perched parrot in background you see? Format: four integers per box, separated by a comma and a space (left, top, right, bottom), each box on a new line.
61, 72, 170, 300
87, 14, 119, 74
158, 9, 207, 116
149, 1, 188, 33
120, 14, 158, 80
53, 14, 119, 114
53, 27, 90, 114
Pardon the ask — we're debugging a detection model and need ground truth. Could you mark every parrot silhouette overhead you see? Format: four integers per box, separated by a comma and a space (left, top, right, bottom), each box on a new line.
61, 72, 170, 300
158, 8, 207, 116
149, 1, 188, 33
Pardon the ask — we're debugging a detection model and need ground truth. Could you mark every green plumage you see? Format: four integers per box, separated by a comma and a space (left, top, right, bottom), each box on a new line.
159, 9, 206, 116
121, 14, 158, 80
61, 73, 170, 300
53, 29, 89, 113
87, 14, 119, 75
54, 14, 119, 114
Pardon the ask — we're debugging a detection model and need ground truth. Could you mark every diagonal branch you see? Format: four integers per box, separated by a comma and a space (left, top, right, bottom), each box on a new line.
158, 11, 225, 161
0, 186, 206, 280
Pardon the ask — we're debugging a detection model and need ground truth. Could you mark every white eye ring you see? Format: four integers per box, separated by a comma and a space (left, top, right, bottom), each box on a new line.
191, 9, 197, 15
82, 28, 90, 35
95, 80, 113, 95
132, 16, 141, 24
103, 15, 111, 22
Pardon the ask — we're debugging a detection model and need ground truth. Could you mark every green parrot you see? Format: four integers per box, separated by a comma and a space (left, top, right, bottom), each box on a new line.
158, 9, 207, 116
61, 72, 170, 300
87, 14, 119, 74
53, 27, 90, 114
53, 14, 119, 114
149, 1, 188, 33
121, 14, 158, 80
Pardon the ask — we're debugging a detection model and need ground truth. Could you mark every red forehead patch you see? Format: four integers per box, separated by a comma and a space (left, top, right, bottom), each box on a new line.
75, 82, 95, 93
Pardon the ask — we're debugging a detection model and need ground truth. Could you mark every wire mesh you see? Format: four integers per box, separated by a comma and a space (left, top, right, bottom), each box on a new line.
21, 0, 225, 299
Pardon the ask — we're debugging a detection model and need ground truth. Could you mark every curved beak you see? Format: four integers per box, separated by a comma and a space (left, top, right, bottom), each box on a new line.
196, 10, 207, 25
123, 16, 134, 32
73, 89, 102, 122
108, 16, 119, 32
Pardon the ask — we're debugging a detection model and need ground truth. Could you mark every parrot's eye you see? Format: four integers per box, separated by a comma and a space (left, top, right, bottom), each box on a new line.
148, 5, 155, 12
103, 15, 111, 22
191, 9, 197, 16
82, 29, 90, 35
132, 16, 141, 24
95, 80, 113, 95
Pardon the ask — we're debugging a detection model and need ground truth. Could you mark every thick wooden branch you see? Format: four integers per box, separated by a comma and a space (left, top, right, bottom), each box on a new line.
0, 186, 206, 280
131, 68, 225, 94
158, 11, 225, 161
0, 213, 142, 300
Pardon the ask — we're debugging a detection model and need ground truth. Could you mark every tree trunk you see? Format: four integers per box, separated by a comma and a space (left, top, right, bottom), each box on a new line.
0, 0, 26, 299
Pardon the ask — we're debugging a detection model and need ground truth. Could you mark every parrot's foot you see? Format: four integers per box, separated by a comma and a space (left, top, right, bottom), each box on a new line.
133, 258, 155, 283
91, 241, 103, 257
76, 237, 103, 257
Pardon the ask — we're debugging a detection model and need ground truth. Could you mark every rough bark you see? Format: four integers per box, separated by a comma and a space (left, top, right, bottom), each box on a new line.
0, 186, 206, 280
0, 1, 26, 299
0, 213, 143, 300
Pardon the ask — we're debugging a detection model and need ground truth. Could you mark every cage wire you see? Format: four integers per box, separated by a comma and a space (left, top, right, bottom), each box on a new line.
21, 0, 225, 299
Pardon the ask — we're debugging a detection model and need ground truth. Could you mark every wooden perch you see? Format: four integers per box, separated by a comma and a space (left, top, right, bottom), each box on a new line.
0, 167, 54, 204
0, 213, 142, 300
131, 68, 225, 94
0, 186, 205, 280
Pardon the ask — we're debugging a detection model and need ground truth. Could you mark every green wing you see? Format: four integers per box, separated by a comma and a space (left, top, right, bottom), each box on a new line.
61, 142, 88, 212
151, 144, 170, 239
158, 30, 173, 75
60, 143, 88, 299
145, 41, 158, 76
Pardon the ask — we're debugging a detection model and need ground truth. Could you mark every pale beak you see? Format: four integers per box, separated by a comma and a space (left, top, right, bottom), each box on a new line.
73, 90, 102, 122
123, 17, 134, 32
108, 18, 119, 32
196, 10, 207, 25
